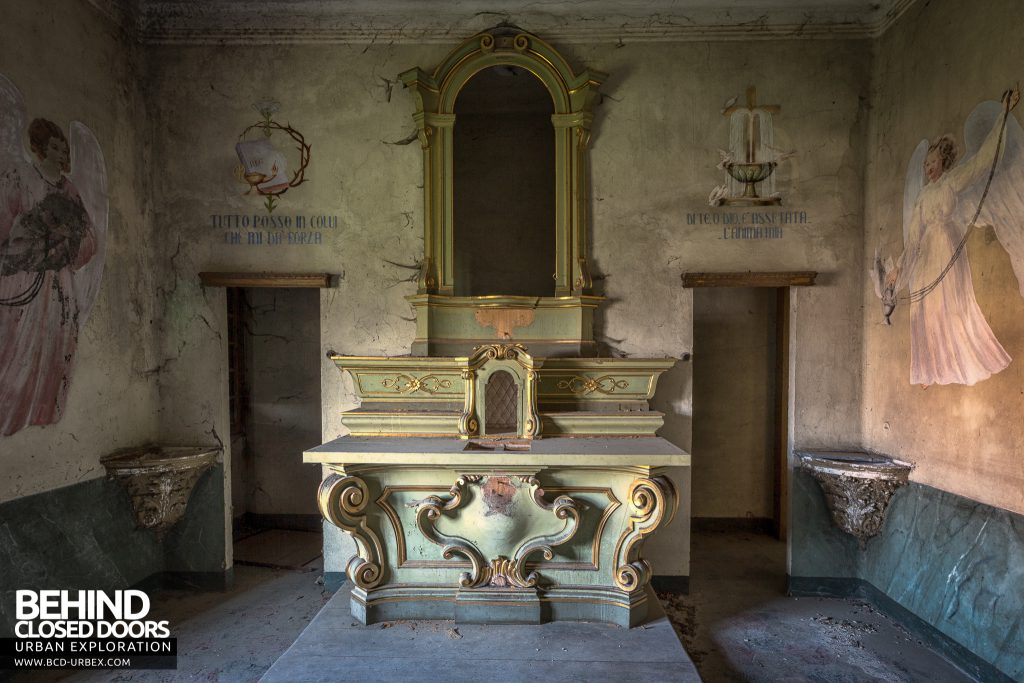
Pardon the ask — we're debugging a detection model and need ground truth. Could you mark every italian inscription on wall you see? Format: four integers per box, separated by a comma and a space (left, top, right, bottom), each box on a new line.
211, 213, 337, 246
687, 210, 809, 240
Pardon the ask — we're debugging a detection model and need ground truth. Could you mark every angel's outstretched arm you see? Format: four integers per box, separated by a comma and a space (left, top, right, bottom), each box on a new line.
945, 88, 1019, 191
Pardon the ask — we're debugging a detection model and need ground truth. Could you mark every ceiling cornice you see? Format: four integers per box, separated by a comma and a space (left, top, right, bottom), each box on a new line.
88, 0, 920, 45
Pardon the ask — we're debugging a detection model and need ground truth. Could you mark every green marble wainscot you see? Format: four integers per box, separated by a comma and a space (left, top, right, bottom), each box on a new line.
306, 437, 688, 627
0, 465, 228, 638
789, 468, 1024, 682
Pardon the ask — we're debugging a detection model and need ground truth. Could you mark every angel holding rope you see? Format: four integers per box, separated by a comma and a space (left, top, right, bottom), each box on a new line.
0, 74, 107, 435
872, 87, 1024, 386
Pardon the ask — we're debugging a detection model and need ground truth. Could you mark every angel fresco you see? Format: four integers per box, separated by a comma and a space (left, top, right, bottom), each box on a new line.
872, 87, 1024, 386
0, 74, 107, 436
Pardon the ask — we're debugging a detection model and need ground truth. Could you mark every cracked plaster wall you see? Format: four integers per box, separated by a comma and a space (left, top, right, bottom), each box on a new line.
0, 0, 161, 503
861, 0, 1024, 515
144, 35, 868, 577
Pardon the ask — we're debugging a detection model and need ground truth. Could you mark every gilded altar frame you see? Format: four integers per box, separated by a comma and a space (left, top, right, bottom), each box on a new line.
400, 30, 606, 298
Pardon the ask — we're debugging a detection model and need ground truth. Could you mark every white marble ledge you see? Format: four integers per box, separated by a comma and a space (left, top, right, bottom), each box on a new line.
304, 436, 690, 467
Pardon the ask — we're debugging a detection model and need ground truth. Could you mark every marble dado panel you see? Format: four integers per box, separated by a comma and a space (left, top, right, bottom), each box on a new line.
861, 484, 1024, 680
791, 471, 1024, 681
0, 466, 227, 638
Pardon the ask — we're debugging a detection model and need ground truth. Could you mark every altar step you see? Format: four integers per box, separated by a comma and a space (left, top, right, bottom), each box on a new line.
260, 586, 701, 682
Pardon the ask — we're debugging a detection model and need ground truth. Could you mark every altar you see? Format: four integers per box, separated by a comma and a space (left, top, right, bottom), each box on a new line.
305, 28, 690, 628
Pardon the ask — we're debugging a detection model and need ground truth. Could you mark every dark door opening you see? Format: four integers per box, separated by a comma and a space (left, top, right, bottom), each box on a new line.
691, 286, 789, 539
227, 286, 323, 569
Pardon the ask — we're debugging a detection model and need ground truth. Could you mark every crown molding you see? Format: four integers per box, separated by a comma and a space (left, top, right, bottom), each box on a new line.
85, 0, 142, 35
869, 0, 918, 37
85, 0, 921, 45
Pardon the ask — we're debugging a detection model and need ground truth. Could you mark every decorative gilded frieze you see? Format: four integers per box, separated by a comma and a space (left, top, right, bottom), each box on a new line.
318, 473, 386, 589
408, 474, 580, 589
381, 373, 453, 395
556, 375, 629, 395
613, 476, 679, 592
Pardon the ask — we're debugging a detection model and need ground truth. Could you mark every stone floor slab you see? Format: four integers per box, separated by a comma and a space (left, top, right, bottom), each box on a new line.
261, 586, 701, 682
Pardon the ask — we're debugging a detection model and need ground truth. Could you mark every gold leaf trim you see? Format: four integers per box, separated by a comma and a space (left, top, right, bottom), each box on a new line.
381, 373, 454, 394
555, 375, 629, 395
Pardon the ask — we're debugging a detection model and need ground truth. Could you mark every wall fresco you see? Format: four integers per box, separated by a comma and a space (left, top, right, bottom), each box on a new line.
0, 74, 108, 436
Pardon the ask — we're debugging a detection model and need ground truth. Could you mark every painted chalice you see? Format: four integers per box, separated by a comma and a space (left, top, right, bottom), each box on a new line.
725, 160, 777, 200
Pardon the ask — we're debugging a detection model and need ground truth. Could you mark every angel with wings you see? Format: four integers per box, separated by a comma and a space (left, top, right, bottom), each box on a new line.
0, 74, 107, 435
872, 87, 1024, 386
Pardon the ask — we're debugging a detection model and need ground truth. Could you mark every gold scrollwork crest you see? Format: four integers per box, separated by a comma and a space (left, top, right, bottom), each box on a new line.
381, 373, 453, 394
318, 474, 386, 590
408, 475, 580, 589
556, 375, 629, 395
612, 476, 678, 592
470, 343, 530, 365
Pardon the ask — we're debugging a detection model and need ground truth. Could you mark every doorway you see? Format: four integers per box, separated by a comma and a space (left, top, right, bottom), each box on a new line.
691, 286, 788, 538
227, 286, 323, 569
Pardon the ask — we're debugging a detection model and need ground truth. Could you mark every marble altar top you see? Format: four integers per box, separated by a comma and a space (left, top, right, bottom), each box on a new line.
305, 436, 690, 467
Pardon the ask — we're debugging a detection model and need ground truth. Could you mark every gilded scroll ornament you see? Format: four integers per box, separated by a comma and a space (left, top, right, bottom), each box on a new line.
408, 475, 580, 590
470, 343, 530, 364
408, 475, 487, 588
318, 474, 386, 589
612, 476, 678, 592
556, 375, 629, 395
381, 373, 453, 394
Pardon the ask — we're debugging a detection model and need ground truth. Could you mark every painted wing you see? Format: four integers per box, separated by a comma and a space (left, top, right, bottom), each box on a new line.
902, 139, 928, 245
0, 74, 31, 267
957, 101, 1024, 297
0, 73, 29, 167
67, 121, 108, 326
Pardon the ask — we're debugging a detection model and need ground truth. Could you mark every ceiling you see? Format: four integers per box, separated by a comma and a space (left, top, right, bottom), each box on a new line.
94, 0, 918, 43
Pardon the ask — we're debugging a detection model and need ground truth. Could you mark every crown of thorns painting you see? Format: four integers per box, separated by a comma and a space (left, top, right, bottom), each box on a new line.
234, 100, 311, 213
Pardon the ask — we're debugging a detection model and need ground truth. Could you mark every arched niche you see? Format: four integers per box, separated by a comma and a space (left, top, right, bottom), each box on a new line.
483, 369, 519, 434
400, 30, 606, 297
453, 65, 555, 296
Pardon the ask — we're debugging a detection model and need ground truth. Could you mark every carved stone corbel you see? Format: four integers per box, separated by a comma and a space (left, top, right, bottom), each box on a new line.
318, 473, 386, 589
409, 474, 580, 589
612, 476, 678, 592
